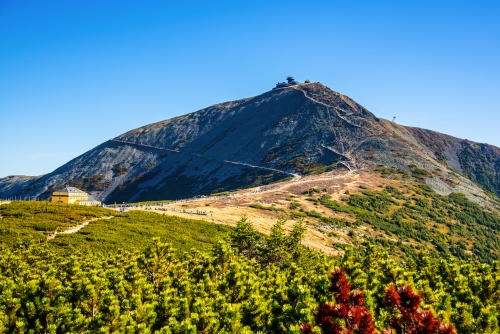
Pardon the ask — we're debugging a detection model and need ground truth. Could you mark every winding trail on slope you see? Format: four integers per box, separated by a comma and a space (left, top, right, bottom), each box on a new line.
47, 216, 114, 240
291, 84, 391, 171
291, 85, 362, 129
290, 85, 362, 171
153, 167, 357, 208
110, 139, 301, 180
319, 142, 353, 172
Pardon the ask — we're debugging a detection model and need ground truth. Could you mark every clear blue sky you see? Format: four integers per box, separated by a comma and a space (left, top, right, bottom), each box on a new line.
1, 0, 499, 178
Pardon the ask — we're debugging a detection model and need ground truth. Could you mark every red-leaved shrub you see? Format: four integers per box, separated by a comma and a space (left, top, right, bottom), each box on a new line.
383, 285, 456, 334
300, 268, 376, 334
301, 269, 456, 334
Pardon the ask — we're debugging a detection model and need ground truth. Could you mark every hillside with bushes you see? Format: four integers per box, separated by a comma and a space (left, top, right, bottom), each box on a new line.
0, 201, 499, 332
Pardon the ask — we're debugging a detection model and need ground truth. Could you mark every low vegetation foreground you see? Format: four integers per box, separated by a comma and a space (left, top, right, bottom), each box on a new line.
1, 172, 500, 334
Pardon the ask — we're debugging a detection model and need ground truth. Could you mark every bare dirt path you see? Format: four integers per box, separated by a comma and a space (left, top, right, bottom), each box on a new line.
47, 216, 114, 240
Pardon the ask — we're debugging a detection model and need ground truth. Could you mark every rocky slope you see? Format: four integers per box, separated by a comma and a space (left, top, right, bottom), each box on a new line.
1, 82, 499, 203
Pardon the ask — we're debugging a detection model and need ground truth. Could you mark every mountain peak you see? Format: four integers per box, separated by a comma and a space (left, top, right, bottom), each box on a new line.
1, 82, 500, 205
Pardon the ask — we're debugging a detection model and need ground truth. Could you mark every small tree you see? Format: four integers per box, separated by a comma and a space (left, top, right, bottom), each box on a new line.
287, 218, 307, 261
229, 217, 260, 259
231, 216, 309, 267
260, 216, 290, 266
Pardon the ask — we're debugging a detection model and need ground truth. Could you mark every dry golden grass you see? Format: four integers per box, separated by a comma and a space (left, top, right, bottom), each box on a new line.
125, 169, 404, 255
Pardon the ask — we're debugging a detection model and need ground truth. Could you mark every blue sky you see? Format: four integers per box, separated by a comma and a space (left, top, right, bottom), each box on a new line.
1, 0, 499, 177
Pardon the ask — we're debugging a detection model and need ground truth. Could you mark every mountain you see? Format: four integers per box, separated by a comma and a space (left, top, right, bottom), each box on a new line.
2, 82, 500, 203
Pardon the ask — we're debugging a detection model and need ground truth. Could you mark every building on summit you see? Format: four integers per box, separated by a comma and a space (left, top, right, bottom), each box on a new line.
274, 76, 299, 89
274, 76, 312, 89
51, 186, 101, 206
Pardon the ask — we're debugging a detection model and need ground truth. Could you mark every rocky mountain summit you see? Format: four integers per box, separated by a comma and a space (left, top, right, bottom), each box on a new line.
2, 82, 499, 203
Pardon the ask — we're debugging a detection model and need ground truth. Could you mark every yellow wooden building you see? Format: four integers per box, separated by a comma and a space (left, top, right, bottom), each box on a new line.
51, 186, 101, 206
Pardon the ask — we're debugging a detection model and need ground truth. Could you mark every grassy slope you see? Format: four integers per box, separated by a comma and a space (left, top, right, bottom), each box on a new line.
0, 201, 232, 254
0, 201, 117, 244
49, 211, 232, 254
